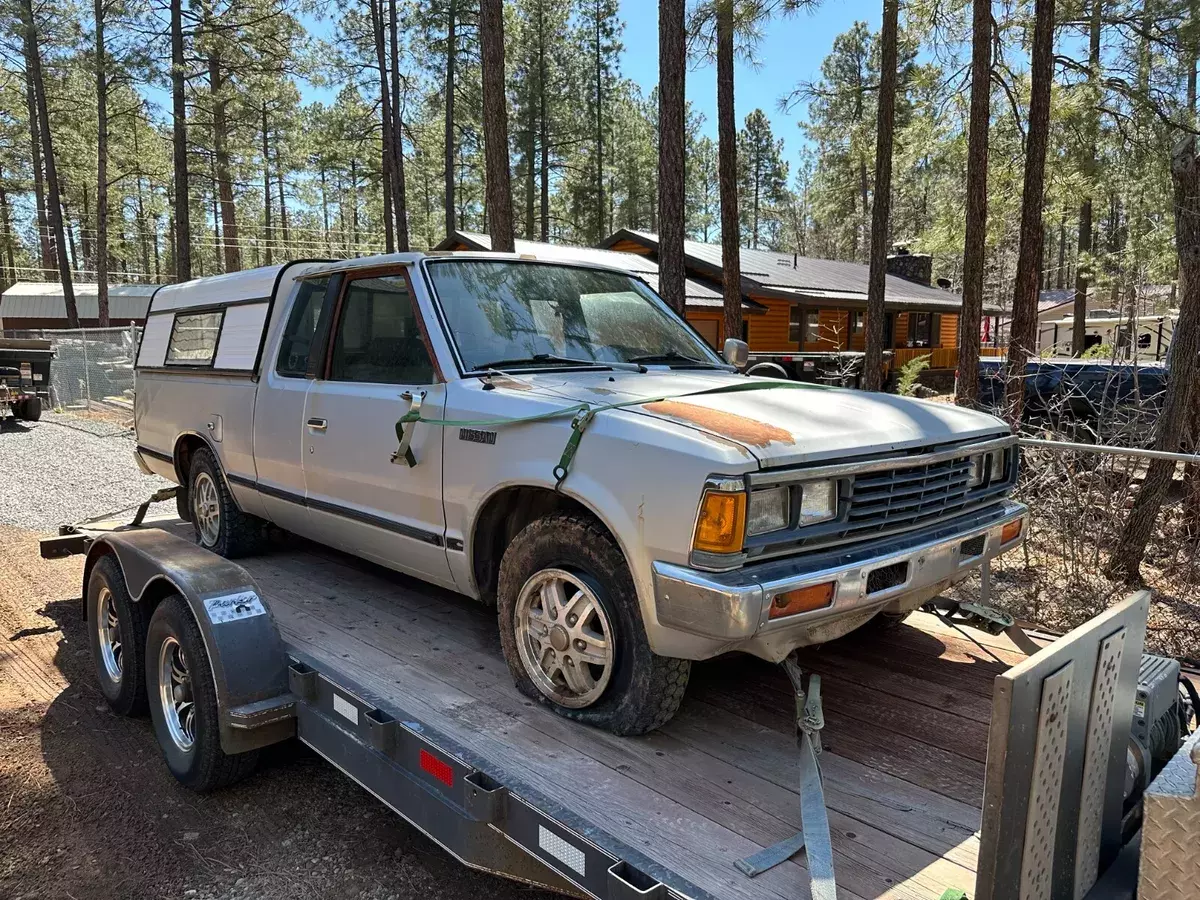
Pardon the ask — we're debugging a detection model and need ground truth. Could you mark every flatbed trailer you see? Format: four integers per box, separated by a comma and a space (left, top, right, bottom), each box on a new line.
43, 513, 1194, 900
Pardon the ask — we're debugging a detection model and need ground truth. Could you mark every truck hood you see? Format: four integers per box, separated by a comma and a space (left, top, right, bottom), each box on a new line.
492, 369, 1011, 468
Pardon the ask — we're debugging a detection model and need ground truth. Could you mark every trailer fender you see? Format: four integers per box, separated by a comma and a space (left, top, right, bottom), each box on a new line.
83, 528, 295, 754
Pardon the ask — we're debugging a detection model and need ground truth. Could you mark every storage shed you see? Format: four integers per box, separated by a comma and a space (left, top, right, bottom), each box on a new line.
0, 281, 160, 331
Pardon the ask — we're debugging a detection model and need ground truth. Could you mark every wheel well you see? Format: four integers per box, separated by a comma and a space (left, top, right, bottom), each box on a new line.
471, 486, 612, 606
173, 433, 209, 486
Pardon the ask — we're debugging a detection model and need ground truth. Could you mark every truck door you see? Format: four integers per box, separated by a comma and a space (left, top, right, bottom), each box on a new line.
252, 275, 330, 535
301, 269, 454, 589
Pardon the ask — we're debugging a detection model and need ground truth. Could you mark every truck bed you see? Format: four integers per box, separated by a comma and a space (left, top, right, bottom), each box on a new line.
129, 519, 1029, 900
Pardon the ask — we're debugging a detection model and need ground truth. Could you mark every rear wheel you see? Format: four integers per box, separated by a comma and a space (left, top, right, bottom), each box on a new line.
497, 513, 690, 735
87, 555, 150, 716
146, 595, 258, 791
188, 446, 264, 557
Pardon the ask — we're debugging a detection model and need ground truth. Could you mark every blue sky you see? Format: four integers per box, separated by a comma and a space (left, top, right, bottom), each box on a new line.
616, 0, 880, 168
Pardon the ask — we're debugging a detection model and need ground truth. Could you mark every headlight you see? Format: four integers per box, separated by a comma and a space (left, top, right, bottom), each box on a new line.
747, 487, 789, 535
989, 449, 1006, 483
969, 450, 1007, 488
798, 479, 838, 526
969, 454, 985, 487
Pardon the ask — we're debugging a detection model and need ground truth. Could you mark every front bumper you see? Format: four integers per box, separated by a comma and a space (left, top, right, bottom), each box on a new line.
651, 500, 1026, 661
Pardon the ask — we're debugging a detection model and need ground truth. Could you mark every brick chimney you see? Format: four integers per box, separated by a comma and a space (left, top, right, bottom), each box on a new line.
886, 249, 933, 286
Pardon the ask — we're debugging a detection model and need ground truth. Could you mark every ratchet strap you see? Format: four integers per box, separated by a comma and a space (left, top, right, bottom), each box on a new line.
735, 653, 837, 899
392, 378, 830, 487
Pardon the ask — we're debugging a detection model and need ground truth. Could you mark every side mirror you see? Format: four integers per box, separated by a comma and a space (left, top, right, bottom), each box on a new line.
723, 338, 749, 369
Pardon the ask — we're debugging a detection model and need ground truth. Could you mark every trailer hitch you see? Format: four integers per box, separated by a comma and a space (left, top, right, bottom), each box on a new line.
922, 596, 1041, 656
735, 652, 837, 899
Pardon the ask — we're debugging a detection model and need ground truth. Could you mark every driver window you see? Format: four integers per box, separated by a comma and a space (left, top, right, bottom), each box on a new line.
329, 275, 435, 385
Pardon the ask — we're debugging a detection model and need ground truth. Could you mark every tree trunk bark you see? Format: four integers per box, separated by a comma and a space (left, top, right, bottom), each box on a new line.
480, 0, 514, 252
276, 156, 289, 253
444, 0, 457, 239
170, 0, 191, 281
262, 103, 273, 265
81, 182, 93, 273
657, 0, 686, 315
389, 0, 409, 251
593, 0, 605, 243
370, 0, 395, 253
538, 6, 550, 242
1106, 136, 1200, 581
955, 0, 992, 405
1056, 212, 1066, 290
21, 0, 77, 326
1073, 0, 1102, 356
716, 1, 741, 344
24, 36, 53, 274
95, 0, 109, 325
0, 182, 14, 289
1004, 0, 1056, 422
209, 51, 240, 272
863, 0, 900, 392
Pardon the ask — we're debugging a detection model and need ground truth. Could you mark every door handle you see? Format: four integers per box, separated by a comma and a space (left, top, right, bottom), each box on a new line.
307, 417, 328, 431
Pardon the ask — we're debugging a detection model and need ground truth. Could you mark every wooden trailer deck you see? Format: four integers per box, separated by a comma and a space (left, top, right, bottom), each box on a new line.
113, 519, 1040, 900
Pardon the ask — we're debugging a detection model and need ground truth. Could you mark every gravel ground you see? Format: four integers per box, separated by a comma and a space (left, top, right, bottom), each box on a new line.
0, 411, 170, 531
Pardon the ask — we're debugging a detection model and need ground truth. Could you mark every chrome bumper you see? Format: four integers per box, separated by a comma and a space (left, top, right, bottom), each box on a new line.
652, 500, 1026, 644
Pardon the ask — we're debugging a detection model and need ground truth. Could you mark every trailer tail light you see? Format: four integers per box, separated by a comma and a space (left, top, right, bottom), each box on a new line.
419, 749, 454, 787
769, 582, 836, 619
1001, 519, 1023, 545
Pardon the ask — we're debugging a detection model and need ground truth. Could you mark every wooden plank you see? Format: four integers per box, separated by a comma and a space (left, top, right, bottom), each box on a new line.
258, 556, 978, 898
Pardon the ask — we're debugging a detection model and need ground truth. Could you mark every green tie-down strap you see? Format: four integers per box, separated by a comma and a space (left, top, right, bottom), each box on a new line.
394, 378, 831, 488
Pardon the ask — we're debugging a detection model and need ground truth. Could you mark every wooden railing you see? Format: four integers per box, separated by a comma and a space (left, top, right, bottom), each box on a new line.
888, 345, 1007, 371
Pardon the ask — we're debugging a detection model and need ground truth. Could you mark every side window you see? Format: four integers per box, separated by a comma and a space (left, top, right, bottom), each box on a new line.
276, 277, 330, 377
329, 275, 434, 385
166, 311, 222, 365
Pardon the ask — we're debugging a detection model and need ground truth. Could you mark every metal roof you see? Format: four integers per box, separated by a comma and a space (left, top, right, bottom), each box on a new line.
603, 229, 996, 313
0, 281, 160, 320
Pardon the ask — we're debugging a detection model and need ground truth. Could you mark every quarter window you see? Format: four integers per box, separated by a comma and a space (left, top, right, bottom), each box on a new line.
329, 275, 434, 385
165, 311, 222, 365
277, 277, 330, 377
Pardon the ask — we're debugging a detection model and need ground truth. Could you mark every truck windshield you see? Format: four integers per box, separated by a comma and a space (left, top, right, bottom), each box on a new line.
425, 259, 723, 372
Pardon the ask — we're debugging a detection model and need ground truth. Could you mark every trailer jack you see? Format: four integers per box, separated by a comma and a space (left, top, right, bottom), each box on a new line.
735, 652, 837, 899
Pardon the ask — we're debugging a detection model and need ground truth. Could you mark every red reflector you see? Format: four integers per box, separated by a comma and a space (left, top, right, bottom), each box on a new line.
781, 355, 793, 362
419, 749, 454, 787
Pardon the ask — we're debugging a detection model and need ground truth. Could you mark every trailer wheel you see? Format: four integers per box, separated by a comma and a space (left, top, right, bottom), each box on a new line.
188, 446, 264, 558
87, 555, 151, 716
12, 397, 40, 421
146, 595, 259, 791
497, 512, 691, 735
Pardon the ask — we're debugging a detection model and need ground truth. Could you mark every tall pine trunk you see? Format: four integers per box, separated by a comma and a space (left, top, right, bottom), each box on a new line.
863, 0, 899, 392
657, 0, 686, 315
716, 0, 741, 344
1107, 136, 1200, 581
389, 0, 409, 251
170, 0, 191, 280
209, 52, 240, 272
1073, 0, 1102, 355
593, 0, 605, 242
24, 70, 53, 274
21, 0, 77, 326
262, 103, 273, 265
95, 0, 109, 324
538, 5, 550, 242
444, 0, 457, 239
1004, 0, 1056, 422
955, 0, 992, 405
371, 0, 395, 252
480, 0, 514, 251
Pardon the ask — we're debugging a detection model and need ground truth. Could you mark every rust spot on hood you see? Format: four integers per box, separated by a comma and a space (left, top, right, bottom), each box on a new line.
642, 400, 795, 447
588, 386, 616, 395
488, 376, 533, 391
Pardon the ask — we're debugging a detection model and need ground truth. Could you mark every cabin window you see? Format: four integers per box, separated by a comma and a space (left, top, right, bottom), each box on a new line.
165, 311, 223, 365
789, 308, 820, 345
908, 312, 934, 348
329, 275, 434, 385
277, 277, 330, 377
851, 312, 864, 335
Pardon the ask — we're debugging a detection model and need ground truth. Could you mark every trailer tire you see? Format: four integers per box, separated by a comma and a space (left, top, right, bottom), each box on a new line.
497, 512, 690, 736
13, 397, 41, 421
188, 446, 264, 558
87, 555, 151, 716
146, 595, 259, 791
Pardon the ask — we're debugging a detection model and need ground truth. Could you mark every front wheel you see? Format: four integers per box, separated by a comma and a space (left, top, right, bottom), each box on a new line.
146, 595, 259, 791
497, 513, 690, 735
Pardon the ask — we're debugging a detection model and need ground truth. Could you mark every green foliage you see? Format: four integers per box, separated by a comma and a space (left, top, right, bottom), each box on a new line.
896, 353, 931, 396
1081, 343, 1114, 359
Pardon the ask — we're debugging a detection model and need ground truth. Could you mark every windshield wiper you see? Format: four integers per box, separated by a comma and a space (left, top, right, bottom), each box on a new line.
474, 353, 645, 373
627, 350, 722, 368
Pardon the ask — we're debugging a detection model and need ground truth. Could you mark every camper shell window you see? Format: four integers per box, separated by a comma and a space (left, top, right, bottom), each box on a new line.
165, 311, 224, 365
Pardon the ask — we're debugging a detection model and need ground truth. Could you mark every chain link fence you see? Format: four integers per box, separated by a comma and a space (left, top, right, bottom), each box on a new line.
4, 326, 141, 410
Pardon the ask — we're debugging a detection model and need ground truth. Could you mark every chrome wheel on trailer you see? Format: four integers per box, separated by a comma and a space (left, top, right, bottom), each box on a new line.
157, 635, 195, 751
514, 568, 614, 709
192, 471, 221, 547
96, 586, 123, 683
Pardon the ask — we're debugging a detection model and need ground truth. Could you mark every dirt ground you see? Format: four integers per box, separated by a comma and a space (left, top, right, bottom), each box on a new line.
0, 525, 555, 900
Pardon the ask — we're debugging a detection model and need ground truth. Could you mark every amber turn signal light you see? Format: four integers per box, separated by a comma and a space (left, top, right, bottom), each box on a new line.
769, 581, 836, 619
1001, 519, 1023, 545
693, 490, 747, 554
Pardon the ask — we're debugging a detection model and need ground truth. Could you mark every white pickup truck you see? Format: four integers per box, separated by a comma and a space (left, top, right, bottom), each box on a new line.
132, 250, 1026, 734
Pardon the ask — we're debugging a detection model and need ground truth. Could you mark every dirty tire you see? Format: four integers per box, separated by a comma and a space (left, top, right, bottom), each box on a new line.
14, 397, 41, 421
189, 446, 264, 558
497, 512, 690, 735
175, 484, 191, 522
862, 609, 912, 633
87, 554, 151, 716
146, 595, 259, 791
